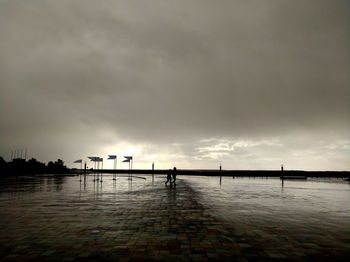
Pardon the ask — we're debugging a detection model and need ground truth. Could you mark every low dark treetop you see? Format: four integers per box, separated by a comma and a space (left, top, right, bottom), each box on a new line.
0, 157, 69, 176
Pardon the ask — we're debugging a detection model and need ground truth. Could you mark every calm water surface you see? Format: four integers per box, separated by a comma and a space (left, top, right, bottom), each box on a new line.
1, 175, 349, 226
182, 176, 350, 220
182, 176, 350, 246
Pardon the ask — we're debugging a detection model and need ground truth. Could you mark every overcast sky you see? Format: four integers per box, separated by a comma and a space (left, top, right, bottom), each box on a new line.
0, 0, 349, 170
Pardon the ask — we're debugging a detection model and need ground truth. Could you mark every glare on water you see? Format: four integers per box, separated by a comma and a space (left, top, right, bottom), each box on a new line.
182, 176, 350, 240
183, 176, 350, 215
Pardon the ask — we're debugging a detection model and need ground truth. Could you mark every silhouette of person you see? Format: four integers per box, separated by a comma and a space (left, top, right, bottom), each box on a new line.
171, 167, 177, 186
165, 170, 172, 185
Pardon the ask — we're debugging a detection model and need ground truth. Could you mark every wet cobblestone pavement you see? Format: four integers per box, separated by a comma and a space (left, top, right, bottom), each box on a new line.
0, 176, 349, 261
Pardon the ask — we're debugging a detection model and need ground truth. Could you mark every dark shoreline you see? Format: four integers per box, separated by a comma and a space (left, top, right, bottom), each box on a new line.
1, 168, 349, 179
2, 157, 349, 178
73, 169, 350, 178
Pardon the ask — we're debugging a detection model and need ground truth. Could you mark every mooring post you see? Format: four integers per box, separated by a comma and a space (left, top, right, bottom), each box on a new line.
219, 164, 222, 185
152, 162, 154, 183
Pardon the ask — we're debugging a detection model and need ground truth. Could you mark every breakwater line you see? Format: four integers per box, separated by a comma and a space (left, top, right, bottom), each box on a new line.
75, 168, 350, 178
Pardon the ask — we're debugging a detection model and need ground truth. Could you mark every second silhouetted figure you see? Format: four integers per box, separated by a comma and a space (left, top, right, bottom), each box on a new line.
165, 170, 172, 185
171, 167, 177, 186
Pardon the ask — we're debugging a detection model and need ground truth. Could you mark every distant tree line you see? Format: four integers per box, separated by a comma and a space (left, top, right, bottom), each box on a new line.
0, 156, 69, 176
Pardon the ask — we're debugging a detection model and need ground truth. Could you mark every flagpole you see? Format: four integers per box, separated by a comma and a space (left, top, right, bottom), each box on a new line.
96, 161, 98, 181
101, 158, 103, 183
84, 161, 86, 184
123, 156, 132, 180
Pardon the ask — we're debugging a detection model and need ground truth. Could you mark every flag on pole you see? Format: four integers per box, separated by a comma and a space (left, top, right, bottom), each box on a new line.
74, 159, 82, 163
88, 156, 99, 161
123, 156, 133, 162
108, 155, 117, 160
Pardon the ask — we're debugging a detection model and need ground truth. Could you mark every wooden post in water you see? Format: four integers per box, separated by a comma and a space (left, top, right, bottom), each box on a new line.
281, 164, 284, 187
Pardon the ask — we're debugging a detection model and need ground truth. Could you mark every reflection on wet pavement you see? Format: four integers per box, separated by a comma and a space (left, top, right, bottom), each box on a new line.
183, 176, 350, 261
0, 175, 349, 261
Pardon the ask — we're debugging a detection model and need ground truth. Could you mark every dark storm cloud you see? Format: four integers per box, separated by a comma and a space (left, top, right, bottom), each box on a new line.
0, 0, 349, 169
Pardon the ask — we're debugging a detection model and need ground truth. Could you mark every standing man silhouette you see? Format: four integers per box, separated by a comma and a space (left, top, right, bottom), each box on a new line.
171, 167, 177, 187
